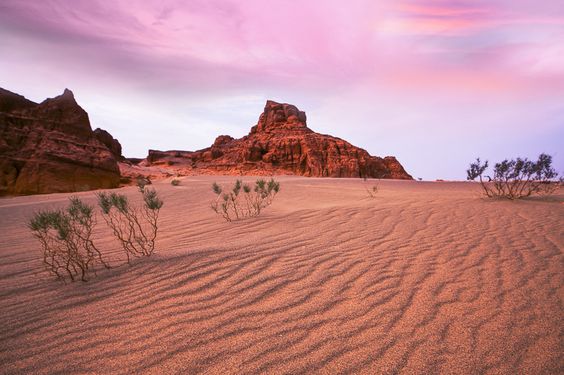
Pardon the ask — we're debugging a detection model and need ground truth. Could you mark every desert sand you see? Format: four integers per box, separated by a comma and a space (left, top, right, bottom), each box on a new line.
0, 177, 562, 374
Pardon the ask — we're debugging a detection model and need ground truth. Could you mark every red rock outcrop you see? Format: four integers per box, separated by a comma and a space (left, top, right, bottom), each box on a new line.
93, 128, 123, 161
146, 100, 412, 179
0, 88, 121, 195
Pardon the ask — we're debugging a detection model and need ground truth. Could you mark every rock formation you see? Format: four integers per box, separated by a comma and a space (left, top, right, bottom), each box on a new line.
0, 88, 121, 195
145, 100, 412, 179
93, 128, 123, 161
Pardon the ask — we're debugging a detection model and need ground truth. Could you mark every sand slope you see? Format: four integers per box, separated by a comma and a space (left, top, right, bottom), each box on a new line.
0, 177, 562, 374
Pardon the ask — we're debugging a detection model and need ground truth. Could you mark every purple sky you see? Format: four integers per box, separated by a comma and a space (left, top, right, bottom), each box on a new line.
1, 0, 563, 179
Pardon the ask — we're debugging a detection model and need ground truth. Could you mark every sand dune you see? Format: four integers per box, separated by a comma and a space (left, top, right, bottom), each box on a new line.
0, 177, 562, 374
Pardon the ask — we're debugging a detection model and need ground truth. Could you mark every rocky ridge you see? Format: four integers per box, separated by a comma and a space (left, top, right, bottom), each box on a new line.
145, 100, 412, 179
1, 90, 412, 196
0, 88, 122, 195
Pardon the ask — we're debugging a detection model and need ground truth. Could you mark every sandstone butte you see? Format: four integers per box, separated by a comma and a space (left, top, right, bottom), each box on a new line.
0, 88, 122, 195
144, 100, 413, 179
0, 89, 412, 196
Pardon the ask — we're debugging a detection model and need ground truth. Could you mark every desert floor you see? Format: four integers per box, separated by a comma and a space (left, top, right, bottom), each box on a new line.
0, 177, 562, 374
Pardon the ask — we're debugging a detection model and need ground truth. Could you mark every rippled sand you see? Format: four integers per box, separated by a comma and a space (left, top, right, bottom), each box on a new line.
0, 177, 562, 374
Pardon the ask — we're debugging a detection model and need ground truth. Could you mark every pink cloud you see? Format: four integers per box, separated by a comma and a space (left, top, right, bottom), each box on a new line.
377, 0, 564, 39
396, 3, 491, 17
2, 0, 563, 87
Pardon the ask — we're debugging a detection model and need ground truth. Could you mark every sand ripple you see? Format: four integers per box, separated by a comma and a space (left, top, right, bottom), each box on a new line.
0, 177, 562, 374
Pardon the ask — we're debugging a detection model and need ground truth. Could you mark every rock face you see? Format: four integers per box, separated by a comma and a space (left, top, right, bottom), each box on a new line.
0, 88, 121, 195
93, 128, 123, 161
146, 100, 412, 179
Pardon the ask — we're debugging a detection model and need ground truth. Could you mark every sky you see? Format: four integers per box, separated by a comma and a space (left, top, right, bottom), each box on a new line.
0, 0, 563, 180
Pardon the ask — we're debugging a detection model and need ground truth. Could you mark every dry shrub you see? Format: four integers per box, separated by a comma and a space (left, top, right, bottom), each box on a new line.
366, 185, 378, 198
97, 185, 163, 263
211, 178, 280, 221
467, 153, 562, 199
28, 197, 109, 282
363, 177, 378, 198
29, 183, 165, 282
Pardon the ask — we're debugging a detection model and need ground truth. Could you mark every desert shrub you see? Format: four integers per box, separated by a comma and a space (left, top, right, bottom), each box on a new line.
467, 153, 562, 199
97, 187, 163, 262
362, 177, 378, 198
211, 178, 280, 221
28, 197, 109, 282
366, 185, 378, 198
171, 178, 180, 186
136, 176, 151, 191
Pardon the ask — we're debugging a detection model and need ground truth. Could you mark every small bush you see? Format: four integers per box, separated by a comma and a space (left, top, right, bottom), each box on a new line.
29, 186, 166, 282
171, 178, 180, 186
365, 182, 378, 198
366, 185, 378, 198
97, 187, 163, 262
363, 177, 378, 198
136, 176, 151, 191
211, 178, 280, 221
467, 153, 562, 199
28, 197, 109, 282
